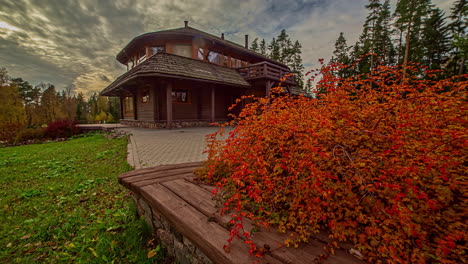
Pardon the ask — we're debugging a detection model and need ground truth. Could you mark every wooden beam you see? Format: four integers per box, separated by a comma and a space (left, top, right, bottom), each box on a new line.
152, 83, 158, 121
166, 82, 173, 129
120, 95, 124, 120
210, 86, 215, 123
266, 80, 273, 98
145, 46, 150, 58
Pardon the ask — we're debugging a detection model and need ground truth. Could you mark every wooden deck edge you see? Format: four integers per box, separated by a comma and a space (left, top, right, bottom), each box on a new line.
117, 163, 364, 264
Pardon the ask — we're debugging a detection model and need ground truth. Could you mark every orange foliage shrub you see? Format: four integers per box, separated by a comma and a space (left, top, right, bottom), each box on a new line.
199, 64, 467, 263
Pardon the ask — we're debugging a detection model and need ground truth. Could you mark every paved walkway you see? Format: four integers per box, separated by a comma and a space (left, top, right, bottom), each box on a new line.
118, 127, 231, 169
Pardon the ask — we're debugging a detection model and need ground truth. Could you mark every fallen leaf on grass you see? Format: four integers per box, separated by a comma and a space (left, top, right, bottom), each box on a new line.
147, 250, 157, 258
20, 234, 31, 240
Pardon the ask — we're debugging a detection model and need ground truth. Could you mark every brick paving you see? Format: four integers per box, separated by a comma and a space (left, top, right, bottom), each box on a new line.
119, 127, 231, 168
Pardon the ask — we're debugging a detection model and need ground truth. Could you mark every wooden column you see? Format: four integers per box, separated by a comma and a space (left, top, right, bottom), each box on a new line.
266, 80, 273, 98
119, 95, 124, 120
152, 83, 158, 121
132, 91, 138, 120
210, 86, 215, 123
166, 82, 173, 129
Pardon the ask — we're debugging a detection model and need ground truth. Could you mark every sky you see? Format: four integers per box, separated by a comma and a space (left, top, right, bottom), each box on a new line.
0, 0, 454, 97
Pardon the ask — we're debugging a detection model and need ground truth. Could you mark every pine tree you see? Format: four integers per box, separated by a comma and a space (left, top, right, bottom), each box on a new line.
448, 0, 467, 75
394, 0, 431, 71
331, 32, 351, 78
276, 29, 294, 64
269, 38, 281, 61
250, 38, 259, 52
421, 8, 451, 70
374, 0, 396, 65
259, 39, 267, 55
290, 40, 305, 89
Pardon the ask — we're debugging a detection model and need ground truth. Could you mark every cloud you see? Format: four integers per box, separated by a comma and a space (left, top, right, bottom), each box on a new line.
0, 0, 455, 96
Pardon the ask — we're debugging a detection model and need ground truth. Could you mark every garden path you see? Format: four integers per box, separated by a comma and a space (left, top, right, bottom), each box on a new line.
118, 127, 231, 169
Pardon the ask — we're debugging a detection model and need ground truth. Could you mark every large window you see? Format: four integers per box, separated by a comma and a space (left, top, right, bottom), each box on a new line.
173, 43, 192, 58
151, 46, 165, 55
207, 50, 222, 65
124, 96, 134, 115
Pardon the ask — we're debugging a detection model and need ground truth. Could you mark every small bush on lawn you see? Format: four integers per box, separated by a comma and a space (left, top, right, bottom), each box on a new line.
45, 120, 81, 139
198, 64, 467, 263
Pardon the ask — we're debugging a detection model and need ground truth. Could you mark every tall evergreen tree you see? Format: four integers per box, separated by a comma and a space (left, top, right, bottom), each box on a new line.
374, 0, 396, 65
276, 29, 294, 64
269, 38, 281, 61
259, 39, 268, 55
331, 32, 351, 78
290, 40, 305, 88
448, 0, 467, 75
394, 0, 431, 70
421, 8, 451, 70
250, 38, 259, 52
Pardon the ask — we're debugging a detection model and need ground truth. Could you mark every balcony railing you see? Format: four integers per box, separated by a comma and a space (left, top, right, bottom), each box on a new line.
237, 61, 295, 85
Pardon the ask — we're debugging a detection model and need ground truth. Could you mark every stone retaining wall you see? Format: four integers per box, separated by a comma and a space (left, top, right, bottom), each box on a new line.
133, 193, 213, 264
120, 119, 226, 129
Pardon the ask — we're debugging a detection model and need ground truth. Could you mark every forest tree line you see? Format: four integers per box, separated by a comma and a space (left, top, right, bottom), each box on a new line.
0, 68, 120, 132
326, 0, 467, 84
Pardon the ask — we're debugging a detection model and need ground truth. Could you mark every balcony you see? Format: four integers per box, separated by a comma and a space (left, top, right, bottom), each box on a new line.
237, 61, 295, 85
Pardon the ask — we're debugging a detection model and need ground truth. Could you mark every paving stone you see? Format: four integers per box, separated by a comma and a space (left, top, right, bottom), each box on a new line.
118, 127, 232, 168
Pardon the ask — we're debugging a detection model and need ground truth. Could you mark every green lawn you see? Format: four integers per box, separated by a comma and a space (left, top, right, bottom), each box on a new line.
0, 133, 165, 263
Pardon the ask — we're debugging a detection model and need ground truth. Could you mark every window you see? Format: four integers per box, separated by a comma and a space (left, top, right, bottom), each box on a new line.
151, 46, 165, 55
207, 50, 221, 64
124, 96, 134, 114
173, 43, 192, 58
172, 89, 190, 103
198, 48, 205, 60
141, 89, 150, 103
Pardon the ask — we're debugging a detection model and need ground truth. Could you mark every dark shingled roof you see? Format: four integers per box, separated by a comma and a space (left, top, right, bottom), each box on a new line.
116, 26, 289, 69
101, 52, 251, 96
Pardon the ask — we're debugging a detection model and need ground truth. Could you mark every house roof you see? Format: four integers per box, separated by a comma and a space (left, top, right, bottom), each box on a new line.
101, 52, 251, 96
116, 26, 289, 69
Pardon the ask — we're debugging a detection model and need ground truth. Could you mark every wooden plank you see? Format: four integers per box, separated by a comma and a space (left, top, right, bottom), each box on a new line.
128, 172, 194, 193
119, 161, 204, 179
120, 166, 198, 184
161, 179, 363, 264
140, 184, 281, 264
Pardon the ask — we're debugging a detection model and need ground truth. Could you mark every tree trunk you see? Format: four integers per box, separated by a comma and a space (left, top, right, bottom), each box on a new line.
402, 0, 415, 80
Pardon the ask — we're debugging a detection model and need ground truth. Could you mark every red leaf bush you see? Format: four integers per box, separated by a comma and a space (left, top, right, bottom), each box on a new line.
45, 120, 81, 139
198, 65, 467, 263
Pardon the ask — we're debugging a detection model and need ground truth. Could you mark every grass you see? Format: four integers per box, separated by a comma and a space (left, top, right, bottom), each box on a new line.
0, 133, 166, 263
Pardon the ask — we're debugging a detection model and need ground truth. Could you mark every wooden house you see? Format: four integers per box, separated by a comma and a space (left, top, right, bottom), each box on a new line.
101, 21, 296, 128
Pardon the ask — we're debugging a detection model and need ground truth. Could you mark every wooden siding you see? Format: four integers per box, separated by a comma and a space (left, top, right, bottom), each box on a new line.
136, 87, 154, 121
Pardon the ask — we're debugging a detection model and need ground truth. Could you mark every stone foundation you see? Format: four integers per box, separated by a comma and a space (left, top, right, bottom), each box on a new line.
133, 193, 213, 264
120, 119, 227, 129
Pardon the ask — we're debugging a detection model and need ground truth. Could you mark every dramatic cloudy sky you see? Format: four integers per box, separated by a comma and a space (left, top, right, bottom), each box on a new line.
0, 0, 453, 96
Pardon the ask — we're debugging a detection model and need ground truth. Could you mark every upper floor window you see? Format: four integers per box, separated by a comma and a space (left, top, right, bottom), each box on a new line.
198, 48, 205, 60
173, 43, 192, 58
207, 50, 222, 65
151, 46, 165, 55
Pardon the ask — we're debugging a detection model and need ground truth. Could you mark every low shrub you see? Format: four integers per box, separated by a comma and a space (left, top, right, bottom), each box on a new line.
0, 123, 25, 143
14, 127, 45, 143
45, 120, 81, 139
199, 65, 467, 263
